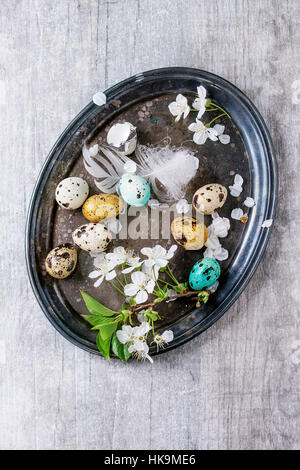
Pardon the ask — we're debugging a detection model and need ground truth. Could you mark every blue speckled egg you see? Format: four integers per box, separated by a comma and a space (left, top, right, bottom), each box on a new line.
117, 173, 151, 207
189, 258, 221, 291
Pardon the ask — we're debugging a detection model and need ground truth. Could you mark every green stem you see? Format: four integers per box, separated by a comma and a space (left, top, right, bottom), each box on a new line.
115, 277, 125, 288
206, 112, 226, 127
109, 281, 126, 297
209, 102, 231, 119
166, 265, 180, 285
153, 266, 163, 294
158, 278, 177, 289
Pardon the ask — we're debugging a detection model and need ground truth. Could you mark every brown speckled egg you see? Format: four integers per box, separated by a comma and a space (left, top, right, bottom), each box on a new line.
193, 184, 227, 215
72, 223, 112, 253
82, 194, 123, 222
45, 243, 77, 279
171, 217, 208, 250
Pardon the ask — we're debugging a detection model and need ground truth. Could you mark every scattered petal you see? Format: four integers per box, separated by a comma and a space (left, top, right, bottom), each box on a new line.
89, 144, 99, 156
261, 219, 273, 228
176, 199, 190, 214
243, 197, 255, 208
219, 134, 230, 144
124, 160, 137, 173
231, 208, 244, 220
148, 199, 160, 207
93, 91, 107, 106
234, 174, 243, 186
104, 219, 122, 234
213, 124, 225, 135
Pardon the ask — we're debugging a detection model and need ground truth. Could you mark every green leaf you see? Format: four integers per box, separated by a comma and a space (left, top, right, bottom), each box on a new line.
99, 321, 117, 341
111, 333, 131, 362
96, 332, 111, 360
80, 290, 116, 317
173, 282, 188, 294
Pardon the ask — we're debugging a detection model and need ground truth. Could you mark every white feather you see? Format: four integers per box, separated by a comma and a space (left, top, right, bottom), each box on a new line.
82, 143, 199, 202
82, 144, 134, 193
135, 144, 199, 202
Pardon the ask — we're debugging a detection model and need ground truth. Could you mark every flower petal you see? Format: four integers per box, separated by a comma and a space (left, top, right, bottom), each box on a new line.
168, 102, 179, 116
193, 131, 207, 145
105, 270, 116, 281
93, 91, 107, 106
135, 289, 148, 304
176, 93, 188, 106
131, 270, 146, 285
94, 275, 104, 287
261, 219, 273, 228
161, 330, 174, 342
231, 208, 244, 220
219, 134, 230, 144
89, 270, 101, 279
213, 124, 225, 135
243, 197, 255, 208
124, 160, 137, 173
124, 283, 139, 296
146, 279, 155, 294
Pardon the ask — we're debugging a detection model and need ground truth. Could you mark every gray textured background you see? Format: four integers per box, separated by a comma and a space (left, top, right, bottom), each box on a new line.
0, 0, 299, 450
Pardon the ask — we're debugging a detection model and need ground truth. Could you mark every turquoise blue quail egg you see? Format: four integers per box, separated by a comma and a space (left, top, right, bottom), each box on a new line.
117, 173, 151, 207
189, 257, 221, 291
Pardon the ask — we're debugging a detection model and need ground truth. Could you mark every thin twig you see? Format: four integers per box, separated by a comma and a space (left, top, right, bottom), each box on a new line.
130, 290, 205, 313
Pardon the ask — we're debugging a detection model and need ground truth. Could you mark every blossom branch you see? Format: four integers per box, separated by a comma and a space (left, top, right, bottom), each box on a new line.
130, 290, 210, 313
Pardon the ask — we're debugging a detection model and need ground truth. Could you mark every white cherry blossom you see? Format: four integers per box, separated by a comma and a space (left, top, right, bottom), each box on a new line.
192, 85, 207, 119
141, 244, 177, 270
106, 246, 127, 266
188, 119, 218, 145
168, 94, 190, 122
122, 252, 143, 274
117, 322, 153, 363
153, 330, 174, 350
88, 254, 117, 287
123, 271, 155, 304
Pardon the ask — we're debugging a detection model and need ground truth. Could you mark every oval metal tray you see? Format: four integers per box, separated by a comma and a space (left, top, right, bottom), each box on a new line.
25, 67, 277, 356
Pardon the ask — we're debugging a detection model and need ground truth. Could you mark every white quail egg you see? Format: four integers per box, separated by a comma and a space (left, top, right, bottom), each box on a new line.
72, 223, 112, 253
55, 177, 89, 210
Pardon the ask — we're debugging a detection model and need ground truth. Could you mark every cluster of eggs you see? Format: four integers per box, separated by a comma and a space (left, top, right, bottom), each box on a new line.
46, 121, 151, 279
46, 117, 225, 294
171, 183, 227, 251
170, 183, 227, 291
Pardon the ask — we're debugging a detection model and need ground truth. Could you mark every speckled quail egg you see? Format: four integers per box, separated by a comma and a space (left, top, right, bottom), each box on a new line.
171, 217, 208, 250
82, 194, 124, 222
72, 223, 112, 253
192, 184, 227, 215
55, 177, 89, 210
45, 243, 77, 279
189, 258, 221, 291
117, 173, 151, 207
